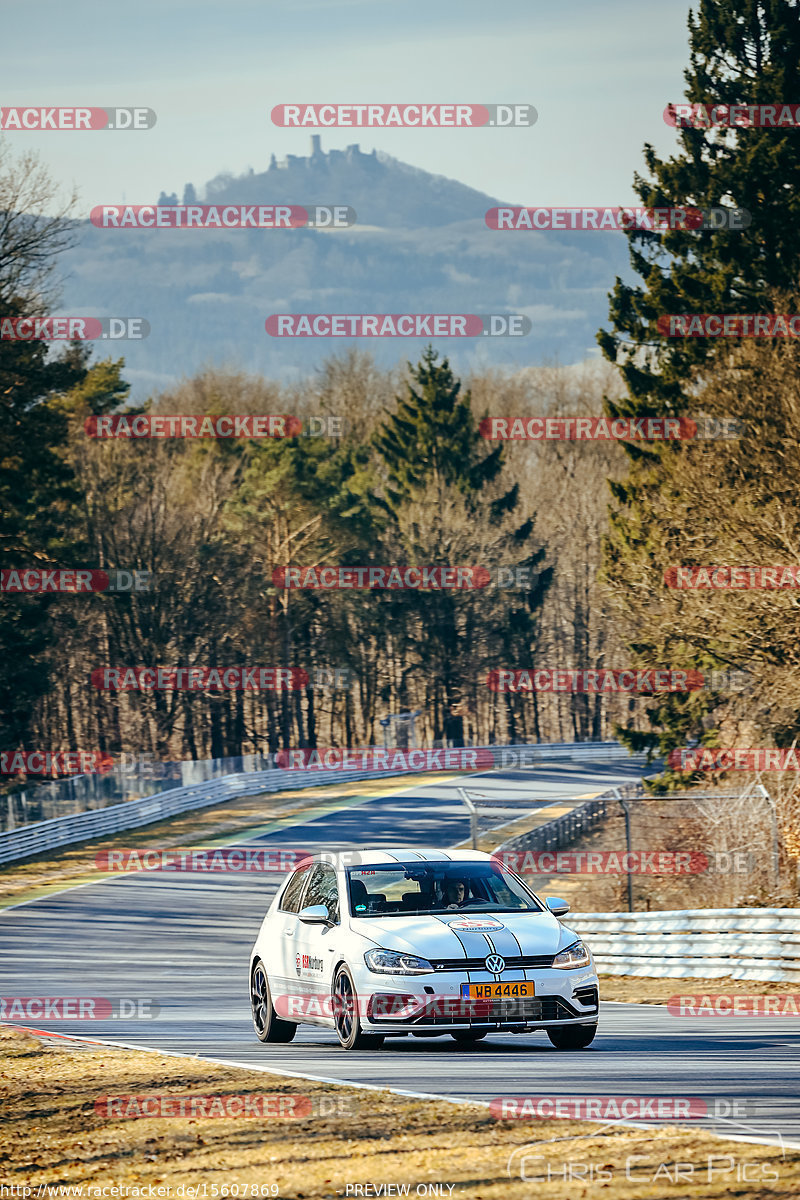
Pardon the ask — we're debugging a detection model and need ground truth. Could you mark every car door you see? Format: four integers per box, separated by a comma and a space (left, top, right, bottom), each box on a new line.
292, 861, 340, 1022
270, 859, 314, 1010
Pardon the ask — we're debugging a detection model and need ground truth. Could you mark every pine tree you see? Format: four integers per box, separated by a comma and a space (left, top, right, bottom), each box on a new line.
600, 1, 800, 414
0, 307, 87, 747
374, 345, 504, 509
598, 0, 800, 783
0, 144, 86, 751
374, 347, 551, 742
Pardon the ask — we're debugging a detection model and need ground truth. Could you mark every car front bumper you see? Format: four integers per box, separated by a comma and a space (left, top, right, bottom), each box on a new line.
354, 967, 600, 1033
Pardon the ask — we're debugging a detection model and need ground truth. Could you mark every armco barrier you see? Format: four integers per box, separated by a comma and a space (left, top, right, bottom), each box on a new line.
4, 739, 635, 831
499, 741, 638, 763
570, 908, 800, 982
0, 741, 641, 866
0, 767, 377, 866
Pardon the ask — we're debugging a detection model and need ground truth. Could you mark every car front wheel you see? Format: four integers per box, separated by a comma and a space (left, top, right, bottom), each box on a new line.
333, 966, 384, 1050
251, 960, 297, 1044
547, 1022, 597, 1049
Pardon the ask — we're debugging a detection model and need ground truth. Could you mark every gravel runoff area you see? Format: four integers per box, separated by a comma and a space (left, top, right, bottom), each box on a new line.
1, 1025, 798, 1199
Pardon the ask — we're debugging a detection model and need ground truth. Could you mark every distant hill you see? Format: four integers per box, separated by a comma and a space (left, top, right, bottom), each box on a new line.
58, 137, 632, 399
194, 136, 503, 230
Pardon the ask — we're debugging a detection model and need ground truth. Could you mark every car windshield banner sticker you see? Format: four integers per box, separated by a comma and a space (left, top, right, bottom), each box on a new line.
445, 916, 506, 933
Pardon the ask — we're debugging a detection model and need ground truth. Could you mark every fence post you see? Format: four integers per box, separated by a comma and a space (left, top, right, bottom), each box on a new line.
756, 784, 781, 892
457, 787, 480, 850
614, 789, 634, 913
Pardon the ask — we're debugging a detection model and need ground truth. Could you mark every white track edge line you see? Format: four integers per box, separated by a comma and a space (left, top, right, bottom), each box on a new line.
10, 1025, 798, 1151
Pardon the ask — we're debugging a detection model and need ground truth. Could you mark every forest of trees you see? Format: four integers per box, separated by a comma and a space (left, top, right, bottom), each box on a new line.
600, 0, 800, 803
2, 304, 635, 765
4, 0, 800, 903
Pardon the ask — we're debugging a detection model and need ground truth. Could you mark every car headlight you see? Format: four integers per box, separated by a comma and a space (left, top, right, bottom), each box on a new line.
364, 949, 434, 975
552, 940, 591, 969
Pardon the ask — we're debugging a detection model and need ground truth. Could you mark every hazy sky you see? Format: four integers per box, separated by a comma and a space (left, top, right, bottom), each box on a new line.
4, 0, 698, 210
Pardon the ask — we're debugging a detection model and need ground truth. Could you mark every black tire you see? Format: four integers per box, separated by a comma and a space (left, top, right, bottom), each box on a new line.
332, 966, 384, 1050
547, 1023, 597, 1049
251, 960, 297, 1044
451, 1030, 489, 1045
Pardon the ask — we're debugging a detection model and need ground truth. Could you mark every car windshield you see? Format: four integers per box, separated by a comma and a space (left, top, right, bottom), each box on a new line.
346, 861, 543, 917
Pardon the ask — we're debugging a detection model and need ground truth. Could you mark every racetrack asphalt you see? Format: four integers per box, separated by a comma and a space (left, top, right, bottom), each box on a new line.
2, 757, 798, 1145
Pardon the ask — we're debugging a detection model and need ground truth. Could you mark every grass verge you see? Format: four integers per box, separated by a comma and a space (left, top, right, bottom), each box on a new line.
0, 1026, 797, 1198
598, 974, 800, 1001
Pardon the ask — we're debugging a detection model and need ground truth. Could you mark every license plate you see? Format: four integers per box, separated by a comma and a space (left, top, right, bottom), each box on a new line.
460, 981, 535, 999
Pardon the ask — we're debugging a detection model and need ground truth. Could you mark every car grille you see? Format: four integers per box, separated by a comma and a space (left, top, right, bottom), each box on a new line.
430, 954, 555, 971
574, 985, 598, 1009
419, 996, 577, 1025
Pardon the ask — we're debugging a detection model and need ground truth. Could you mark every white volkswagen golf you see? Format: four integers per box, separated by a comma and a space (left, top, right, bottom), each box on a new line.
249, 848, 599, 1050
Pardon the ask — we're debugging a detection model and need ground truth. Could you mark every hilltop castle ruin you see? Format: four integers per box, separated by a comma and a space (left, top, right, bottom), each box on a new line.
268, 135, 377, 171
160, 137, 380, 205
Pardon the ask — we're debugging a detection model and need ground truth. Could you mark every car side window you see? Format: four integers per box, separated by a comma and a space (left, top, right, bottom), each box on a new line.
279, 863, 313, 913
303, 863, 339, 924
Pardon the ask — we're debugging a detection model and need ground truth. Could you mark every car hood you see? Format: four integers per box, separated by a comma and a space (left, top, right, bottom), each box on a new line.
349, 911, 578, 959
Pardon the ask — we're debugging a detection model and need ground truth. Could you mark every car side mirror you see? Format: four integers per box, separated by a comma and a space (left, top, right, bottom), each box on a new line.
298, 904, 332, 925
545, 896, 570, 917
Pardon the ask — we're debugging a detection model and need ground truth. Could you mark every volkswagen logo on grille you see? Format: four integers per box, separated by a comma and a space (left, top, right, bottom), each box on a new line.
485, 954, 505, 974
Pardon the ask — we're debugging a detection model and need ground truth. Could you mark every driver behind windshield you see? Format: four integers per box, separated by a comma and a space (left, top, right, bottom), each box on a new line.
443, 878, 468, 909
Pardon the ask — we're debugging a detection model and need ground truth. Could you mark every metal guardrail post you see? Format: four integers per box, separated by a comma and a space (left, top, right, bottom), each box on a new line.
457, 787, 480, 849
756, 783, 781, 891
614, 788, 634, 913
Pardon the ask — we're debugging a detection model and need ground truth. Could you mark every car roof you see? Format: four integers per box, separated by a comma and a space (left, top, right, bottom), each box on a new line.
313, 848, 495, 865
